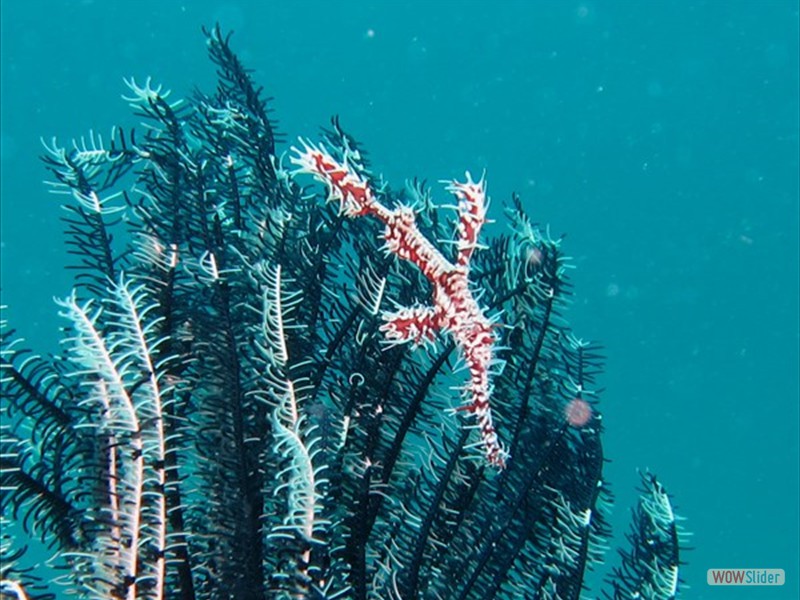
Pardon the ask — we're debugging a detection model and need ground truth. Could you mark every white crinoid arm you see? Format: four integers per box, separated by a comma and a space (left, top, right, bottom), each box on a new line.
252, 262, 328, 577
56, 276, 169, 600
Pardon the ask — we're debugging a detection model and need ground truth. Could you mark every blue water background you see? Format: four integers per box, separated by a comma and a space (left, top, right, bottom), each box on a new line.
1, 1, 798, 598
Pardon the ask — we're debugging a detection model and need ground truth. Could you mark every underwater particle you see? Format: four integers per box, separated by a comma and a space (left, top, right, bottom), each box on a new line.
0, 131, 17, 162
565, 398, 592, 427
575, 2, 597, 25
647, 80, 663, 98
407, 36, 428, 64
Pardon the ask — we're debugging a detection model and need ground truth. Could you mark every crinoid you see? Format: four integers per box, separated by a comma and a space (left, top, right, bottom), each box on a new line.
0, 26, 687, 600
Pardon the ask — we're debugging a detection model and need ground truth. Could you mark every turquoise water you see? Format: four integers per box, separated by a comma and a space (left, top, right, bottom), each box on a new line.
1, 1, 797, 598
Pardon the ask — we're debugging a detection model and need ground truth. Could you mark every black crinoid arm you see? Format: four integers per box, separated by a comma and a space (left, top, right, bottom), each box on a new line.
0, 26, 687, 600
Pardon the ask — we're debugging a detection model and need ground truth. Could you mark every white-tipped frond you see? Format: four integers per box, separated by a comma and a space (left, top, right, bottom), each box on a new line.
270, 411, 320, 545
122, 76, 172, 104
56, 276, 168, 600
355, 262, 387, 317
253, 262, 302, 371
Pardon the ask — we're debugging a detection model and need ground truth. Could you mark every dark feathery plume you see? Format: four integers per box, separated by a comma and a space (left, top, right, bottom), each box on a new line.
603, 473, 688, 600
